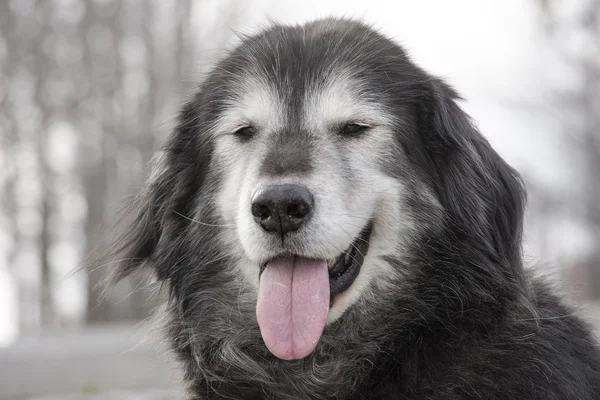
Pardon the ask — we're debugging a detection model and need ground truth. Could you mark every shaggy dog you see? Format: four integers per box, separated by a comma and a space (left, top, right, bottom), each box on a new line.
100, 18, 600, 399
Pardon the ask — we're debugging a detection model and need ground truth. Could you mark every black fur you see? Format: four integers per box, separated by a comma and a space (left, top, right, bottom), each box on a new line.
97, 18, 600, 399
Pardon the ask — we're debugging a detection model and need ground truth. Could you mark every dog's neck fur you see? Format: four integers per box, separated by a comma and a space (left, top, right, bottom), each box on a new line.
162, 222, 529, 400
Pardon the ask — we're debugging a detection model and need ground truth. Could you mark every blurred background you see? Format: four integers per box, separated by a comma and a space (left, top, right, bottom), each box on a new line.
0, 0, 599, 398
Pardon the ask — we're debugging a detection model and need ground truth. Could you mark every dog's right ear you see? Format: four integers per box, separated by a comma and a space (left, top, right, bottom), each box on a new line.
94, 97, 211, 285
102, 151, 174, 284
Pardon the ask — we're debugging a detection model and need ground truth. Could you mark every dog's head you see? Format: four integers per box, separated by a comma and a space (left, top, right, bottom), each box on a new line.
104, 18, 526, 361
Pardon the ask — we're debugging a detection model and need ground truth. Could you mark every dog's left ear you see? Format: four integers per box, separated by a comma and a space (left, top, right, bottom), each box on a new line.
420, 78, 526, 268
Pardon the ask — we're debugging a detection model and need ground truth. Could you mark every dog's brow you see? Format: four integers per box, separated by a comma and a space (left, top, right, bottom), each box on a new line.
304, 72, 392, 130
216, 77, 284, 134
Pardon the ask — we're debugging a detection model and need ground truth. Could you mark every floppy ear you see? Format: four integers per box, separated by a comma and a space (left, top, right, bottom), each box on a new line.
102, 151, 175, 284
420, 78, 526, 269
96, 98, 212, 285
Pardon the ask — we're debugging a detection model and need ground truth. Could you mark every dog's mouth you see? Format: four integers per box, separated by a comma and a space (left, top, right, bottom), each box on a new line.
256, 222, 373, 361
326, 222, 373, 301
258, 222, 373, 301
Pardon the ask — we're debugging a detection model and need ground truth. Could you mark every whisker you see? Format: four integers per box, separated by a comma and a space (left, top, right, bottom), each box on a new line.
325, 239, 358, 265
339, 226, 369, 261
113, 279, 158, 305
338, 222, 374, 248
323, 232, 363, 268
89, 257, 144, 273
335, 214, 372, 222
201, 250, 242, 266
173, 210, 235, 228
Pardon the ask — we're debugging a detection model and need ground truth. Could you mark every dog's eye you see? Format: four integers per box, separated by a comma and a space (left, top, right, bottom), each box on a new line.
340, 123, 369, 136
233, 126, 256, 139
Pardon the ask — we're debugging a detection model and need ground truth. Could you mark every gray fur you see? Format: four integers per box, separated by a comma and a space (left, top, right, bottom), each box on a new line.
260, 131, 315, 176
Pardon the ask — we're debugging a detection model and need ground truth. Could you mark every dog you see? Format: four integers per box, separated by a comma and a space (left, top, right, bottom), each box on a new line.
99, 18, 600, 399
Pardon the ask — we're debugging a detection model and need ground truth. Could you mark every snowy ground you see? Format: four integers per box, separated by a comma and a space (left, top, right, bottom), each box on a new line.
0, 323, 179, 400
28, 389, 175, 400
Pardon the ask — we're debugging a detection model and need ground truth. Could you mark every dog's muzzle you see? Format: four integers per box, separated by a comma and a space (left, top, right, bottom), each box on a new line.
252, 186, 373, 361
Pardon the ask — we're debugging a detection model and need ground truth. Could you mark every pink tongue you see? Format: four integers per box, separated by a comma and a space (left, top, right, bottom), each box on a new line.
256, 257, 330, 360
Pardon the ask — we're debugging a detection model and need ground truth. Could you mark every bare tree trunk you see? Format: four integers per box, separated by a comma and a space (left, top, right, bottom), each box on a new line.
84, 0, 124, 323
129, 0, 160, 320
538, 0, 600, 298
0, 0, 20, 335
84, 161, 109, 322
34, 2, 55, 327
39, 176, 53, 326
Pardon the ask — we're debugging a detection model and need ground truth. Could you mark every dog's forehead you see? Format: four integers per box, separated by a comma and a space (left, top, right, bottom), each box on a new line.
213, 21, 403, 131
218, 68, 391, 132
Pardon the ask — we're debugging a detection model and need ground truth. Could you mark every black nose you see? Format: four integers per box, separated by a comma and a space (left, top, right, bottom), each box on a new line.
251, 184, 314, 235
